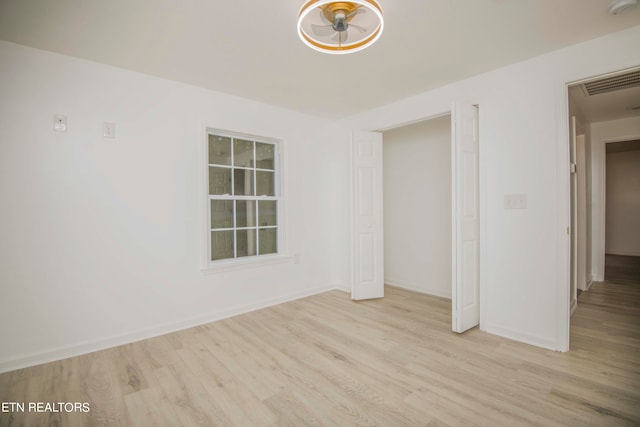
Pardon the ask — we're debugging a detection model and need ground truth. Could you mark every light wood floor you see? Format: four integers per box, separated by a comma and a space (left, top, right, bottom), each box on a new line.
1, 283, 639, 426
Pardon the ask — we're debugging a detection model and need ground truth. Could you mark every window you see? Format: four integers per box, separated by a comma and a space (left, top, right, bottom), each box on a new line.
206, 130, 280, 263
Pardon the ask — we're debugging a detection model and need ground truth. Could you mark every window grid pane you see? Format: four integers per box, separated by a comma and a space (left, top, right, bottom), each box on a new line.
258, 228, 277, 255
209, 167, 231, 195
211, 200, 233, 229
211, 230, 233, 261
256, 142, 275, 170
209, 135, 231, 166
236, 229, 257, 258
258, 200, 277, 227
236, 200, 256, 228
233, 169, 254, 196
234, 139, 254, 168
256, 171, 275, 196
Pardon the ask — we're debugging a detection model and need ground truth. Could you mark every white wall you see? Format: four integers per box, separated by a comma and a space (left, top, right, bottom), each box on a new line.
605, 150, 640, 256
591, 116, 640, 280
383, 116, 451, 298
329, 25, 640, 350
0, 41, 338, 372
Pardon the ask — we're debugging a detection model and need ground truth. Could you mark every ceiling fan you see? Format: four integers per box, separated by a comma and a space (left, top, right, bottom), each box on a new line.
312, 3, 367, 47
297, 1, 384, 54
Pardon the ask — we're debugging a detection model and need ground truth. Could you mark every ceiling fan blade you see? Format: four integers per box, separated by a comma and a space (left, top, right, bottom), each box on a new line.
346, 7, 364, 20
312, 24, 335, 36
349, 23, 368, 33
319, 7, 332, 25
332, 30, 348, 43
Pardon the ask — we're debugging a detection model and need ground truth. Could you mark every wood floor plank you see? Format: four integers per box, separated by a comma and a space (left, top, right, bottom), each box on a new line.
82, 350, 132, 426
124, 387, 182, 427
0, 372, 28, 427
230, 313, 393, 426
1, 282, 639, 426
198, 320, 286, 401
175, 344, 276, 427
111, 342, 158, 396
153, 364, 227, 426
263, 391, 328, 427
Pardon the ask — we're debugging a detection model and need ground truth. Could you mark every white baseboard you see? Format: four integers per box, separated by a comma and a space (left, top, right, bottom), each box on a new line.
570, 298, 578, 316
334, 283, 350, 293
0, 284, 336, 374
385, 278, 451, 299
484, 322, 557, 351
585, 279, 593, 290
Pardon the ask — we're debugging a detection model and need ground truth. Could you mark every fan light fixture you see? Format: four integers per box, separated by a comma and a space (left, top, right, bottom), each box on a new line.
608, 0, 638, 15
297, 0, 384, 54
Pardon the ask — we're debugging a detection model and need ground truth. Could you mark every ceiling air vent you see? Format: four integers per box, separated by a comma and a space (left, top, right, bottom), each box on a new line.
583, 70, 640, 96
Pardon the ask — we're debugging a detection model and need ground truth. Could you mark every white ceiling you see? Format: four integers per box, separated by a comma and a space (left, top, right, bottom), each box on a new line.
1, 0, 639, 118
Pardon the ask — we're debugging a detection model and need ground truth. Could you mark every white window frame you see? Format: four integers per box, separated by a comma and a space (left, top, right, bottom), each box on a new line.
201, 128, 290, 273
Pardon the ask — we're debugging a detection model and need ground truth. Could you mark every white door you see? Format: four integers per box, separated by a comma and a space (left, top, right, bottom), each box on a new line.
451, 103, 480, 333
352, 131, 384, 300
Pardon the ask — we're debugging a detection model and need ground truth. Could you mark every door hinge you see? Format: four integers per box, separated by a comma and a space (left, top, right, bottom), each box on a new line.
570, 163, 577, 173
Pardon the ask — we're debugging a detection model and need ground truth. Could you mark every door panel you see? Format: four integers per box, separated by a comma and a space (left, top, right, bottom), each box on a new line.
358, 234, 375, 282
452, 103, 480, 333
358, 168, 374, 215
352, 131, 384, 300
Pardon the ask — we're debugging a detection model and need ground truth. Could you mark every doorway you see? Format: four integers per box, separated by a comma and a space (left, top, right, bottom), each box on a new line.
604, 140, 640, 283
382, 115, 453, 301
351, 104, 481, 333
566, 66, 640, 347
351, 103, 481, 333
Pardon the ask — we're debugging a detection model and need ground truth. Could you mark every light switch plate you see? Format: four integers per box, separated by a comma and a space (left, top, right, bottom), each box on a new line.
103, 122, 115, 138
504, 194, 527, 209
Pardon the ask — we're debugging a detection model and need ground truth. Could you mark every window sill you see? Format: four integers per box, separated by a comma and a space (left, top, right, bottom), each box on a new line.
201, 254, 293, 274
